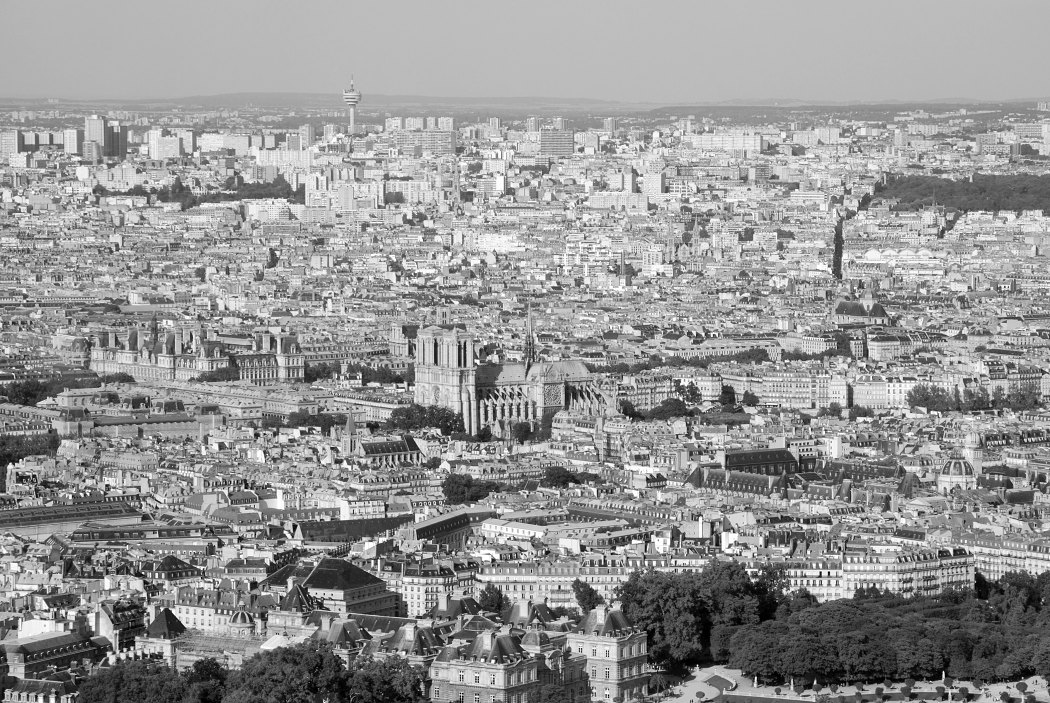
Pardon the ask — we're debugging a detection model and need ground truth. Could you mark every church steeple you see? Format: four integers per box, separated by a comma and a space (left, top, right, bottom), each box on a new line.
524, 302, 536, 371
342, 412, 358, 457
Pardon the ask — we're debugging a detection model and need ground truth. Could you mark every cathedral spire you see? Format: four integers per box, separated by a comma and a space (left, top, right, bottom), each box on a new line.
524, 301, 536, 370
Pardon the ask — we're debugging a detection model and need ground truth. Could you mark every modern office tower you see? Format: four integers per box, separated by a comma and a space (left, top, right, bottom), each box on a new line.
539, 128, 574, 157
149, 129, 183, 159
85, 115, 107, 154
62, 128, 82, 155
342, 75, 362, 137
488, 117, 501, 131
298, 123, 315, 147
525, 116, 539, 132
603, 117, 616, 133
552, 117, 567, 130
106, 122, 128, 158
174, 129, 195, 153
82, 140, 103, 164
147, 128, 163, 159
0, 131, 25, 157
436, 116, 454, 131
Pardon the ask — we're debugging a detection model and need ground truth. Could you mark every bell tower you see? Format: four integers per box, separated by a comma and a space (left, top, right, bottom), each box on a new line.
414, 326, 478, 435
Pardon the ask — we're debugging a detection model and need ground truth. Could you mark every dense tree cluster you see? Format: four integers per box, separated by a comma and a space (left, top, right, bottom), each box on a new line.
730, 573, 1050, 686
302, 362, 339, 383
621, 397, 751, 427
155, 175, 307, 212
616, 562, 791, 673
619, 560, 1050, 686
541, 465, 601, 488
386, 404, 464, 435
833, 216, 845, 279
586, 348, 770, 375
572, 578, 605, 612
647, 397, 693, 420
3, 373, 129, 406
78, 643, 425, 703
878, 174, 1050, 212
906, 383, 1041, 413
510, 421, 533, 444
624, 391, 747, 422
477, 583, 512, 613
303, 362, 413, 385
0, 433, 61, 470
441, 473, 505, 504
260, 412, 352, 433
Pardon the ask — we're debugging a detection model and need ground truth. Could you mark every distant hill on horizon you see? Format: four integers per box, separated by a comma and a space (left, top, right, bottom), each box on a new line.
0, 91, 1043, 115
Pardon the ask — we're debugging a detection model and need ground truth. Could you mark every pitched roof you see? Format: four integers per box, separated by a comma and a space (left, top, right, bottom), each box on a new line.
146, 607, 186, 639
303, 558, 384, 592
576, 604, 635, 636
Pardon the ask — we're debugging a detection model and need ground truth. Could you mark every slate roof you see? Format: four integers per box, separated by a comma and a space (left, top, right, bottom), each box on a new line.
146, 608, 186, 639
577, 605, 635, 636
302, 558, 384, 592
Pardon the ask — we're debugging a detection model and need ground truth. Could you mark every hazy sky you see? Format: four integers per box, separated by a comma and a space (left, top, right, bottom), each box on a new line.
3, 0, 1047, 104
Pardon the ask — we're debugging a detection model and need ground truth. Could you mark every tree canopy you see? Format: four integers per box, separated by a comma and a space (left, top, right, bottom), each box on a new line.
478, 583, 512, 613
387, 404, 464, 435
906, 383, 1040, 413
77, 643, 425, 703
157, 174, 306, 212
586, 348, 770, 375
541, 465, 600, 488
304, 361, 413, 385
878, 174, 1050, 212
441, 474, 504, 504
619, 560, 1050, 685
572, 578, 605, 612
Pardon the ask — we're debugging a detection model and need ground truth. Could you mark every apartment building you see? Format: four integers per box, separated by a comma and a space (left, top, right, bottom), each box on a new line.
743, 543, 974, 601
372, 557, 457, 617
756, 369, 848, 409
842, 545, 973, 597
852, 374, 922, 409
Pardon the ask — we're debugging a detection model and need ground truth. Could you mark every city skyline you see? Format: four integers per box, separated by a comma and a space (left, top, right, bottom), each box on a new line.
4, 2, 1050, 702
2, 0, 1048, 104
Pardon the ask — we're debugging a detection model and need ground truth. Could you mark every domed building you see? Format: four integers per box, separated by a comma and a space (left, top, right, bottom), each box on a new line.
937, 454, 978, 495
228, 609, 256, 637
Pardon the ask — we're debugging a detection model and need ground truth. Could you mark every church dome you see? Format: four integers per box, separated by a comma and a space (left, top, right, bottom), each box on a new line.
521, 630, 551, 648
940, 456, 975, 477
230, 609, 255, 627
937, 453, 978, 495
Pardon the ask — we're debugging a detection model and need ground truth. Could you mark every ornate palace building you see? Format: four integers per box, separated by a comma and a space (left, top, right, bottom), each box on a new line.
89, 324, 304, 385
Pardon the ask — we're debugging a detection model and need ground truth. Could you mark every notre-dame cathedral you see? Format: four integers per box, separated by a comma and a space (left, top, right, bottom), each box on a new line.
413, 324, 605, 436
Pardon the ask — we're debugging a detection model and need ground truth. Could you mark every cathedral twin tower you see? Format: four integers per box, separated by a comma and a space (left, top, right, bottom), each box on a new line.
414, 326, 479, 435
